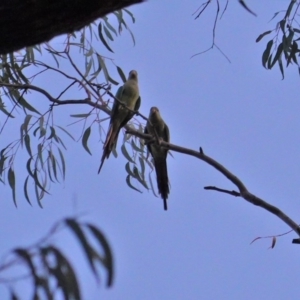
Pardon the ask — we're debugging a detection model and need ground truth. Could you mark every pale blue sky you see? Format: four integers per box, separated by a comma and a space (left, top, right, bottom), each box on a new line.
1, 1, 300, 299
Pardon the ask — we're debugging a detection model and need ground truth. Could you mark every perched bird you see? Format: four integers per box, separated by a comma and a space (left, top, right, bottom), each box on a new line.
98, 70, 141, 173
145, 107, 170, 210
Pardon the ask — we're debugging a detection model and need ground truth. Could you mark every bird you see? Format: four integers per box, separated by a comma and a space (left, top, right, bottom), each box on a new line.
145, 107, 170, 210
98, 70, 141, 173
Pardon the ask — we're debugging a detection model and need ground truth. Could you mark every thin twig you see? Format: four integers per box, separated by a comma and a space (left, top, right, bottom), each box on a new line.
204, 186, 240, 196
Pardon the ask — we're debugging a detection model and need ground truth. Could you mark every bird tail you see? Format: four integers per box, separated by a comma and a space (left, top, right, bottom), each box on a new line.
98, 124, 120, 173
154, 157, 169, 210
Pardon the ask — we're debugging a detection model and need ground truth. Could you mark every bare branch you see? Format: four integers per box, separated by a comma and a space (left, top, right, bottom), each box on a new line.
191, 0, 231, 62
0, 82, 110, 113
126, 128, 300, 240
204, 186, 241, 196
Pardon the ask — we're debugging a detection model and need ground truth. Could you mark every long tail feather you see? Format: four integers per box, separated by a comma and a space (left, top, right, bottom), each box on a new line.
154, 157, 169, 210
98, 124, 120, 173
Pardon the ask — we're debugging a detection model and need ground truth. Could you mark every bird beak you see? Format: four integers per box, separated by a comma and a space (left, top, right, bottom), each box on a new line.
151, 107, 158, 114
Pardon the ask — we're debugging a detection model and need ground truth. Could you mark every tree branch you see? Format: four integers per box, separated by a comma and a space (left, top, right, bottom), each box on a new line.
126, 128, 300, 240
0, 82, 111, 114
204, 186, 241, 196
3, 80, 299, 241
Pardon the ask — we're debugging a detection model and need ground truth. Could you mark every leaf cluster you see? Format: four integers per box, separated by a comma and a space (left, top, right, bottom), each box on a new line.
257, 1, 300, 78
0, 218, 113, 300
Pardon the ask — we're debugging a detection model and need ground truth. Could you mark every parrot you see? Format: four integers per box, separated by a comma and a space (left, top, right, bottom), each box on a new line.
98, 70, 141, 173
145, 107, 170, 210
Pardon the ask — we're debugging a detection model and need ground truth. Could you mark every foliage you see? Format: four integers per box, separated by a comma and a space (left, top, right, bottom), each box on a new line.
0, 9, 151, 207
2, 2, 300, 298
257, 0, 300, 79
195, 0, 300, 78
0, 217, 113, 299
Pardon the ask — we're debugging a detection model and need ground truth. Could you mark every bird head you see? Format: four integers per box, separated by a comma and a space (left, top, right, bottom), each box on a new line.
128, 70, 138, 81
149, 107, 161, 121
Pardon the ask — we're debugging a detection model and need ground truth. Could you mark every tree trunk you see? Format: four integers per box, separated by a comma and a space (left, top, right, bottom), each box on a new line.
0, 0, 144, 54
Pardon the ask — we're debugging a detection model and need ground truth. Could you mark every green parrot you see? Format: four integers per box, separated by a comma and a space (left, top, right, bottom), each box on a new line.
145, 107, 170, 210
98, 70, 141, 173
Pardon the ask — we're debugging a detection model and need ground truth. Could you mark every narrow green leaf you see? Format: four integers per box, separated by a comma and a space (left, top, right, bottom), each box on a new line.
90, 59, 102, 77
270, 43, 283, 68
121, 144, 134, 163
113, 10, 123, 31
98, 23, 114, 53
123, 8, 136, 23
267, 54, 273, 69
293, 28, 300, 34
65, 219, 99, 280
139, 156, 145, 177
269, 11, 281, 22
39, 127, 46, 139
57, 148, 66, 179
49, 151, 58, 181
103, 25, 114, 41
47, 155, 55, 183
84, 58, 93, 77
41, 246, 81, 299
55, 136, 67, 150
97, 54, 109, 82
133, 166, 149, 189
23, 114, 32, 134
34, 177, 43, 207
18, 96, 41, 115
108, 75, 119, 86
24, 134, 32, 157
279, 19, 286, 33
126, 175, 142, 193
126, 27, 135, 46
104, 19, 118, 36
283, 28, 294, 50
14, 63, 29, 84
82, 127, 92, 155
116, 66, 126, 83
4, 64, 18, 84
8, 167, 16, 206
262, 40, 273, 68
47, 126, 56, 140
0, 155, 7, 176
125, 162, 135, 177
85, 47, 94, 57
32, 126, 38, 137
23, 176, 32, 205
287, 40, 298, 66
70, 113, 90, 118
25, 47, 35, 63
14, 248, 36, 276
87, 224, 114, 287
33, 169, 49, 194
0, 100, 14, 118
285, 0, 295, 19
37, 143, 44, 168
131, 139, 143, 152
256, 30, 272, 43
26, 158, 34, 178
39, 116, 44, 133
278, 56, 284, 79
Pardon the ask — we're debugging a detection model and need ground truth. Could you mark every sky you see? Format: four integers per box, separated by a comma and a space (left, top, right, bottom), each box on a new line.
1, 0, 300, 299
